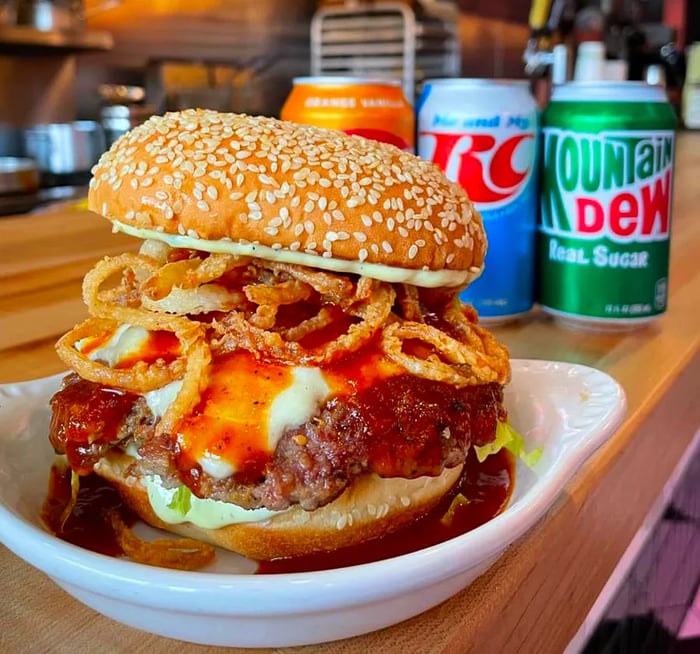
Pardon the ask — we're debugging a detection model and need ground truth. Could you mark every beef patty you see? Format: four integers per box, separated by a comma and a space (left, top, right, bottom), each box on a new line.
50, 373, 505, 511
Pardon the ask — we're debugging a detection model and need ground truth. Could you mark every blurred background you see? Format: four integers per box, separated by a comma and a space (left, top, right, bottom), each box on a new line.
0, 0, 695, 212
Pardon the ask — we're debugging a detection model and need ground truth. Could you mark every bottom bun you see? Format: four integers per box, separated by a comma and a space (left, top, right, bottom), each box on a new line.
94, 453, 462, 560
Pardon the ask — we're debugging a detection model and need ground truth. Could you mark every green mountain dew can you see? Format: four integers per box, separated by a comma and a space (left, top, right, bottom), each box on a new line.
539, 82, 676, 330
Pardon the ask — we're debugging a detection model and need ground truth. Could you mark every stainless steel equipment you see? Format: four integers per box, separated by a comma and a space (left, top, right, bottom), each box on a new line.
22, 120, 105, 176
0, 124, 23, 157
310, 0, 460, 102
100, 104, 154, 147
0, 156, 39, 194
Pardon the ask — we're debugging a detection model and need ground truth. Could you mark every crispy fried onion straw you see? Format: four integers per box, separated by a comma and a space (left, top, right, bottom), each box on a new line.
139, 253, 250, 314
214, 283, 396, 365
110, 510, 215, 571
57, 241, 510, 447
381, 320, 510, 386
56, 317, 185, 393
56, 253, 211, 435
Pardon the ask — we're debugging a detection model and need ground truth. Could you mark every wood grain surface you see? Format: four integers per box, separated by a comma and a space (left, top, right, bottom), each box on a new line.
0, 135, 699, 654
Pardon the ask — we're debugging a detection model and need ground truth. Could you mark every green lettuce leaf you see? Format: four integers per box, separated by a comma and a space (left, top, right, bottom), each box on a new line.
167, 485, 192, 516
440, 493, 470, 527
474, 421, 543, 467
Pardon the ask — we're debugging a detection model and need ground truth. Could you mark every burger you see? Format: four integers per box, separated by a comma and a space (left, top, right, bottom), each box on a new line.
48, 109, 511, 565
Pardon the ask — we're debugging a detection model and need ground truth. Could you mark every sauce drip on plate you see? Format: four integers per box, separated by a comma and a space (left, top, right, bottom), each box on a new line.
258, 448, 514, 573
42, 465, 136, 557
42, 448, 513, 572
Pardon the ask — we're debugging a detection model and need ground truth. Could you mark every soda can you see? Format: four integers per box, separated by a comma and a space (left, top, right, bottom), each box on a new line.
539, 82, 676, 331
280, 76, 415, 152
417, 79, 539, 324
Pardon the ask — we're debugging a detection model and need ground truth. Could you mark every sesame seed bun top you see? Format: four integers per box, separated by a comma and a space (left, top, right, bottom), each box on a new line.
88, 109, 486, 285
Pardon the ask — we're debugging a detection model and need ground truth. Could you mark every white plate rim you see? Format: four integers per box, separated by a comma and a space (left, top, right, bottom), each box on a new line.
0, 359, 627, 617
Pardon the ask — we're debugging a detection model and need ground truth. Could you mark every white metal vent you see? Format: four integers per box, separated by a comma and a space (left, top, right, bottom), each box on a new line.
311, 2, 416, 101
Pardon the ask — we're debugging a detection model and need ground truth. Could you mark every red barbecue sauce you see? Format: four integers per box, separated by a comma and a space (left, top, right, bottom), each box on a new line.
257, 448, 514, 574
49, 378, 139, 475
79, 329, 181, 369
45, 337, 512, 572
42, 449, 513, 572
41, 465, 136, 557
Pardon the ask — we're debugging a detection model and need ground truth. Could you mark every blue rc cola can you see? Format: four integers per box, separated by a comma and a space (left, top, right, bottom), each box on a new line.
417, 79, 539, 323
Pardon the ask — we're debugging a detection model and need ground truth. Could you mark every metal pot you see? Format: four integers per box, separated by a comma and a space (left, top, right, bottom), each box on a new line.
0, 124, 23, 157
100, 104, 153, 147
23, 121, 105, 175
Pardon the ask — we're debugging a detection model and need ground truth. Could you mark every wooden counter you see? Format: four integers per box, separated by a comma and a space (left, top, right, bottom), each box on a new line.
1, 135, 699, 654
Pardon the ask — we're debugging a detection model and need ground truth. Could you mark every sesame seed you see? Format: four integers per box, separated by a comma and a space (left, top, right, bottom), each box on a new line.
90, 109, 479, 261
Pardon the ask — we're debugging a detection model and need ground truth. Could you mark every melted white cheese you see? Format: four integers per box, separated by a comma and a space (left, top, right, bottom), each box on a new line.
144, 379, 183, 418
112, 220, 481, 288
144, 475, 278, 528
267, 367, 330, 451
80, 324, 150, 367
86, 326, 334, 478
198, 452, 235, 480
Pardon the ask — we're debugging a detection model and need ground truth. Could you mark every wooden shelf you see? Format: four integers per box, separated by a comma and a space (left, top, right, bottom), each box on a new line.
0, 25, 113, 55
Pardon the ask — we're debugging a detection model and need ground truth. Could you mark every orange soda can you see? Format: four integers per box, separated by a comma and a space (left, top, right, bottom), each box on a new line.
281, 77, 415, 153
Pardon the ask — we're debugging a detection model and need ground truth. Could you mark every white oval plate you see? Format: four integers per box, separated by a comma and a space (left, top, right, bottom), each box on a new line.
0, 360, 625, 648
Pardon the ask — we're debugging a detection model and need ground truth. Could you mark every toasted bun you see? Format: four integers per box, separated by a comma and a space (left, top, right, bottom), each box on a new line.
95, 452, 462, 561
88, 109, 486, 278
